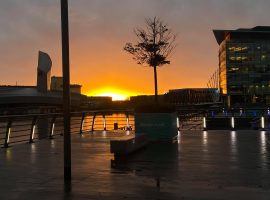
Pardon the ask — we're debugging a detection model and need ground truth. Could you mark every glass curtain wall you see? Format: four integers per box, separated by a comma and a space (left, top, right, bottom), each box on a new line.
220, 40, 270, 105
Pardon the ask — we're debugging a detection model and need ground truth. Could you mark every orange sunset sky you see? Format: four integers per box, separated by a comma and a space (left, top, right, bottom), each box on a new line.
1, 0, 270, 100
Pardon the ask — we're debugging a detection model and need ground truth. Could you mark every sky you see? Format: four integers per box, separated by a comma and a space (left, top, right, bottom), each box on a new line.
0, 0, 270, 99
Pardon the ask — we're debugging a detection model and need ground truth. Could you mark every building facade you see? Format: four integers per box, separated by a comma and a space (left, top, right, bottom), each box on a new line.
130, 95, 165, 104
164, 88, 218, 105
51, 76, 82, 94
213, 26, 270, 107
0, 52, 86, 114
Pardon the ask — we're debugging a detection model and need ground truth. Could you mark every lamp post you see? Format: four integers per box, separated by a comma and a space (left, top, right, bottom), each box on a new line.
60, 0, 71, 182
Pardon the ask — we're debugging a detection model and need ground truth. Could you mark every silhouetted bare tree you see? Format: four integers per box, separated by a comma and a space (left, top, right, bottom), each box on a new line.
124, 17, 176, 102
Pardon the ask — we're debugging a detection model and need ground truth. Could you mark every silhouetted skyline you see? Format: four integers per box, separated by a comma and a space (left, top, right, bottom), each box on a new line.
1, 0, 270, 98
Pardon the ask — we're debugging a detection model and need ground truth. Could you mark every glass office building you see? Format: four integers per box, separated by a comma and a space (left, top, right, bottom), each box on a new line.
213, 26, 270, 107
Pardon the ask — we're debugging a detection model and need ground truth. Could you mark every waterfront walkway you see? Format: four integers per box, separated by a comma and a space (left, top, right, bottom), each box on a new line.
1, 130, 270, 200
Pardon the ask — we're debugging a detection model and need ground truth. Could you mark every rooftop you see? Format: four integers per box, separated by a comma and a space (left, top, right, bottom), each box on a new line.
0, 86, 86, 106
213, 26, 270, 45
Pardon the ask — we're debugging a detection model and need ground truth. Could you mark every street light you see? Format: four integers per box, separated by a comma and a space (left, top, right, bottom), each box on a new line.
60, 0, 71, 183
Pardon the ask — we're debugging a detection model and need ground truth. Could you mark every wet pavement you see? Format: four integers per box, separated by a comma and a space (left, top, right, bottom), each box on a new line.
0, 130, 270, 200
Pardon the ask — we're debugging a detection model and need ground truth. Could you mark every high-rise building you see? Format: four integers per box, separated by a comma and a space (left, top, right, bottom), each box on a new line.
213, 26, 270, 107
37, 51, 52, 92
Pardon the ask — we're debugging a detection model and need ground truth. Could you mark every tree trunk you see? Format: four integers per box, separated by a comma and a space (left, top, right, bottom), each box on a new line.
154, 65, 158, 102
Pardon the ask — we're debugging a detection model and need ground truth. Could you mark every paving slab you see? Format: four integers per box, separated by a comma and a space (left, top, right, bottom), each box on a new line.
0, 130, 270, 200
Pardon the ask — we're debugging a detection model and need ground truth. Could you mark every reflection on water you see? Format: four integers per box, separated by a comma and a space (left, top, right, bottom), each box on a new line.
231, 131, 236, 143
2, 130, 270, 193
177, 131, 181, 144
109, 131, 270, 189
5, 148, 12, 162
85, 114, 135, 131
101, 131, 107, 138
230, 131, 238, 163
30, 143, 37, 164
230, 131, 237, 150
260, 131, 267, 170
202, 131, 208, 153
177, 131, 181, 152
51, 139, 56, 149
111, 142, 179, 180
260, 131, 266, 154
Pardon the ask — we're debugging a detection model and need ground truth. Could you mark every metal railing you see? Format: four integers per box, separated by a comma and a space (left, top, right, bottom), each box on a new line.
0, 110, 134, 148
1, 108, 269, 147
177, 108, 270, 131
177, 110, 204, 130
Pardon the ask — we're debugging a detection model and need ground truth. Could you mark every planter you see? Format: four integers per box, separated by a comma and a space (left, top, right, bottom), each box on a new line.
135, 112, 178, 141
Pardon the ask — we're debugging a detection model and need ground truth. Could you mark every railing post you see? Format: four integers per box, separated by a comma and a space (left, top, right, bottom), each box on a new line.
4, 119, 12, 148
126, 113, 131, 130
49, 115, 56, 139
261, 116, 265, 130
91, 113, 96, 132
231, 110, 235, 130
203, 111, 207, 131
29, 116, 37, 143
261, 110, 266, 131
103, 114, 106, 131
176, 116, 180, 131
79, 113, 86, 135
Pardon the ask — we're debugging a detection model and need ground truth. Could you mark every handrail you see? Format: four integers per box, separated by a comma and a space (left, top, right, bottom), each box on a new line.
0, 109, 134, 119
1, 108, 269, 146
177, 108, 270, 131
0, 109, 135, 148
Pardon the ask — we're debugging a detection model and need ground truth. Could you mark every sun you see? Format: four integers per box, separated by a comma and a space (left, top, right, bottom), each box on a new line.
87, 87, 137, 101
98, 92, 128, 101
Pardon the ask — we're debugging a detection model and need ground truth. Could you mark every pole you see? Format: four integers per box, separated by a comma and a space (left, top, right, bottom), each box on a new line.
61, 0, 71, 182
